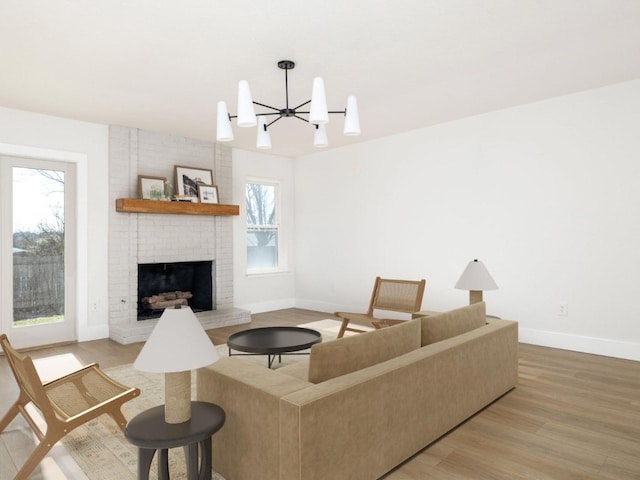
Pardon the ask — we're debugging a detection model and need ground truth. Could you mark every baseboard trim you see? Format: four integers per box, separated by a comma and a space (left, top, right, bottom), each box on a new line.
77, 325, 109, 343
519, 327, 640, 362
242, 301, 640, 362
237, 298, 296, 314
294, 299, 345, 314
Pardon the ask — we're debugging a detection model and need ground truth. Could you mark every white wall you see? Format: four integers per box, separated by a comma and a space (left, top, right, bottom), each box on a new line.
232, 148, 296, 312
3, 79, 639, 361
293, 79, 640, 361
0, 106, 110, 341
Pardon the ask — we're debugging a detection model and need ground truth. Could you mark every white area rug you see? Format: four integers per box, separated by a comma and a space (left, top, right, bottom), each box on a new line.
298, 318, 374, 337
33, 353, 85, 382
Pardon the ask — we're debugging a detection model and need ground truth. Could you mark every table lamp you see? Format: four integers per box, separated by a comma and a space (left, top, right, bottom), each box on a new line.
134, 306, 219, 423
454, 259, 498, 304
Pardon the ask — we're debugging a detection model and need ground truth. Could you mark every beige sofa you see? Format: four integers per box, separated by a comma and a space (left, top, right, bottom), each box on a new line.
197, 302, 518, 480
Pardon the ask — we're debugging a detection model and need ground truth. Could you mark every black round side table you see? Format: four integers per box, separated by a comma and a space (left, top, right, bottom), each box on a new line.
125, 401, 225, 480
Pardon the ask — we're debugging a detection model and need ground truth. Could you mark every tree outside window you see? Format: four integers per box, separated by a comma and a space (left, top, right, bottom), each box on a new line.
246, 182, 279, 271
12, 168, 65, 323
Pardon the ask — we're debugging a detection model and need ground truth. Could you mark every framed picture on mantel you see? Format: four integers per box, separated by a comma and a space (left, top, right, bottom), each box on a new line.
175, 165, 213, 201
138, 175, 167, 200
198, 185, 219, 204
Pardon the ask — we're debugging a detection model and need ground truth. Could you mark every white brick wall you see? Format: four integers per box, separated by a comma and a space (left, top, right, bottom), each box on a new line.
108, 126, 249, 344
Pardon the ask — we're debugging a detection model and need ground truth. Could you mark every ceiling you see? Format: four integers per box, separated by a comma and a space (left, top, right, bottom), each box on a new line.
2, 1, 639, 158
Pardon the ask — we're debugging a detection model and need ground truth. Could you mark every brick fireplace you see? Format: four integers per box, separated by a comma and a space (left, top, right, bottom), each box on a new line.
108, 126, 250, 344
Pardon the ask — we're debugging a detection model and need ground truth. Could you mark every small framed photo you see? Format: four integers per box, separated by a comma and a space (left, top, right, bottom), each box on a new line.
138, 175, 167, 200
175, 165, 214, 201
198, 185, 219, 204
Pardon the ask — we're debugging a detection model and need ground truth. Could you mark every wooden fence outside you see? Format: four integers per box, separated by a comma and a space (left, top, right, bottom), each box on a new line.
12, 254, 64, 321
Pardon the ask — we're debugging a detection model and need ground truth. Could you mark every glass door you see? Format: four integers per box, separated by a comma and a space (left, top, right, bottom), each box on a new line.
1, 156, 76, 348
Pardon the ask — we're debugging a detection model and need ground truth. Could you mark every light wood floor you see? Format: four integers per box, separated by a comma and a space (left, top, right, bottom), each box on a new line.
2, 308, 640, 479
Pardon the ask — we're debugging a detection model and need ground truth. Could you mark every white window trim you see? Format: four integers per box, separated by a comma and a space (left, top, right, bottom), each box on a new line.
0, 152, 79, 348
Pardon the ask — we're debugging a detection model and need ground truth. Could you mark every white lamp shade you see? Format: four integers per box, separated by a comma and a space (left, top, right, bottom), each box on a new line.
134, 306, 219, 373
343, 95, 361, 136
313, 124, 328, 148
454, 259, 498, 291
216, 101, 234, 142
237, 80, 257, 127
256, 117, 272, 149
309, 77, 329, 125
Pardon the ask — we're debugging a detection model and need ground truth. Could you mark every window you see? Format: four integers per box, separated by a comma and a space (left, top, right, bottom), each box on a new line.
246, 181, 280, 272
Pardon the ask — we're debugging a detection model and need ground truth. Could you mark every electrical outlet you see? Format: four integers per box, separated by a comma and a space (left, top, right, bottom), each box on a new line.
558, 302, 568, 316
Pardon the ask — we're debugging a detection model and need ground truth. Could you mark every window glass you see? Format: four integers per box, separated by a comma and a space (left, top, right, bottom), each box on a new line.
246, 182, 278, 271
13, 167, 66, 326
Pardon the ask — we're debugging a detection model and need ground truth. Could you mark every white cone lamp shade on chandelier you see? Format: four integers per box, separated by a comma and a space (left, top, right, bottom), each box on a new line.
237, 80, 257, 127
257, 117, 272, 149
313, 124, 328, 148
309, 77, 329, 125
216, 60, 361, 149
216, 101, 234, 141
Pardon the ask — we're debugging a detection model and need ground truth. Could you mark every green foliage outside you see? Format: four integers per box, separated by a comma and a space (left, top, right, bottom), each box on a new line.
13, 315, 64, 327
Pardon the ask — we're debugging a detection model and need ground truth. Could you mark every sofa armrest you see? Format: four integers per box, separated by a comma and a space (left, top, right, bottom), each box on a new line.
196, 357, 312, 480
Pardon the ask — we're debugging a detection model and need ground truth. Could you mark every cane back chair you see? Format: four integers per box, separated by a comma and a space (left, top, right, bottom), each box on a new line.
334, 277, 426, 338
0, 334, 140, 480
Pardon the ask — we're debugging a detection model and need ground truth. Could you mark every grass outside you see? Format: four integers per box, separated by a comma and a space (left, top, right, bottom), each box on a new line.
13, 315, 64, 327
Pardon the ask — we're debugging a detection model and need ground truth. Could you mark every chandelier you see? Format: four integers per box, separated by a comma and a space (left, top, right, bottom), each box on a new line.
216, 60, 360, 149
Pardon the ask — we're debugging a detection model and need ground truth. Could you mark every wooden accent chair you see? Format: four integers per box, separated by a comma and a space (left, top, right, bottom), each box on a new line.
334, 277, 426, 338
0, 334, 140, 480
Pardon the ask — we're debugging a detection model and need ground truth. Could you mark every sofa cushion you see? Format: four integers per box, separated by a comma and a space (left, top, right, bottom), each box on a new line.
278, 358, 310, 381
308, 317, 421, 384
420, 302, 486, 346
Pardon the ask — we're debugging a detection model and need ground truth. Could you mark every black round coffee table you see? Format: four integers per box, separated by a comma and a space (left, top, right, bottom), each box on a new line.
227, 326, 322, 368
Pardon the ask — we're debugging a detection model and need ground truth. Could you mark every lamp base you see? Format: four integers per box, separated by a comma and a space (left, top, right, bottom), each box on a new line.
165, 371, 191, 423
469, 290, 483, 304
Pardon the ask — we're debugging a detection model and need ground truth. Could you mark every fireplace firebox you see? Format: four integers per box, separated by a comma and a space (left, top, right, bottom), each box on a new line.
137, 261, 214, 320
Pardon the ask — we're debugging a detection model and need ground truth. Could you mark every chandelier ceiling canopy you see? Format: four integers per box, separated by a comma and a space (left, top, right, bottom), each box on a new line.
216, 60, 360, 150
